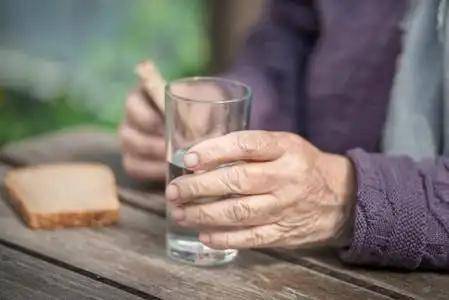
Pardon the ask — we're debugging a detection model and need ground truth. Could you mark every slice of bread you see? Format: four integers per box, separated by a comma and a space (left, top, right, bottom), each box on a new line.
4, 163, 119, 229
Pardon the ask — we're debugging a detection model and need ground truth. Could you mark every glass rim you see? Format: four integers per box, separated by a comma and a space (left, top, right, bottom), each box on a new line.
165, 76, 252, 104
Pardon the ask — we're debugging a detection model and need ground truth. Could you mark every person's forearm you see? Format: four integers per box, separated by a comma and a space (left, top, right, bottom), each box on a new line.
223, 0, 318, 132
340, 149, 449, 270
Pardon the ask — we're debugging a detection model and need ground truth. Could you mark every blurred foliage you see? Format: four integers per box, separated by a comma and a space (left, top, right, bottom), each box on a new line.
72, 0, 209, 123
0, 89, 109, 145
0, 0, 209, 144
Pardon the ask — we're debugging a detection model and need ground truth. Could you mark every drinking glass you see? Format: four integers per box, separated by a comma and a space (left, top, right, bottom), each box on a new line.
165, 77, 252, 266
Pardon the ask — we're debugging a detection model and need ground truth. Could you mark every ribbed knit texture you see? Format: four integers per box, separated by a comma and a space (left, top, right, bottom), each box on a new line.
342, 149, 449, 270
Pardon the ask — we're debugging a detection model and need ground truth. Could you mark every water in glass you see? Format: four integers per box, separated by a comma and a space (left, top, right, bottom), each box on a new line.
166, 149, 238, 266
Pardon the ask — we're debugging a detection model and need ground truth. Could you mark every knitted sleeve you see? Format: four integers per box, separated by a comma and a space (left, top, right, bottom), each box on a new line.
340, 148, 449, 270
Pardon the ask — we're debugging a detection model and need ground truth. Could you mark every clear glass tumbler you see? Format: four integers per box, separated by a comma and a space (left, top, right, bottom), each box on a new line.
165, 77, 252, 266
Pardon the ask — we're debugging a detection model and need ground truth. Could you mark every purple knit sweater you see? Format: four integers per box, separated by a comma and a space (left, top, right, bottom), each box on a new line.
227, 0, 449, 270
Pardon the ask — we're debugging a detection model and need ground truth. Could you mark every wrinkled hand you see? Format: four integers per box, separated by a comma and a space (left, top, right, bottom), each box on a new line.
165, 131, 356, 249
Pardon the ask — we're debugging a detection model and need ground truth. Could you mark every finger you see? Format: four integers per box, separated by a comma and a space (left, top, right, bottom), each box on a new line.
125, 89, 163, 134
135, 60, 166, 112
199, 224, 280, 249
182, 131, 284, 170
119, 124, 165, 159
171, 194, 283, 227
122, 154, 166, 181
166, 163, 279, 204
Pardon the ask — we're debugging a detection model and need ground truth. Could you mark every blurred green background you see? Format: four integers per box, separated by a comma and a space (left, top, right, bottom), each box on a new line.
0, 0, 264, 146
0, 0, 209, 144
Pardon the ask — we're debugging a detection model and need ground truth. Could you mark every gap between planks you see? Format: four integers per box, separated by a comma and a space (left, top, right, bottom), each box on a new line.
0, 233, 160, 300
0, 158, 413, 300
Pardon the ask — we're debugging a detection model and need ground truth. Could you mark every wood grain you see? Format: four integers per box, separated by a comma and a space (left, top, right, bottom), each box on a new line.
0, 164, 386, 300
0, 243, 141, 300
2, 128, 448, 299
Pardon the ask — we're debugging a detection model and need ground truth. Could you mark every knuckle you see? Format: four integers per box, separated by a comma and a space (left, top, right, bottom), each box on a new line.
235, 131, 277, 156
258, 167, 277, 189
225, 166, 249, 193
189, 180, 202, 196
266, 194, 283, 215
122, 128, 141, 150
120, 128, 137, 149
236, 132, 262, 154
225, 200, 252, 223
122, 155, 139, 177
249, 228, 265, 247
195, 206, 214, 224
183, 177, 204, 198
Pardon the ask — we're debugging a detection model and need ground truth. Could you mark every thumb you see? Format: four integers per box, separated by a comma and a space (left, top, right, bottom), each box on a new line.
135, 60, 166, 114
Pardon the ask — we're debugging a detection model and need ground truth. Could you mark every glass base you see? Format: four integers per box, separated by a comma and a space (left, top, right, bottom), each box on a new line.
166, 233, 238, 266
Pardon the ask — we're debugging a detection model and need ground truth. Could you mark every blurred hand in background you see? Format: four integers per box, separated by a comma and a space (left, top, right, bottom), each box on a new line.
120, 80, 165, 181
120, 61, 228, 181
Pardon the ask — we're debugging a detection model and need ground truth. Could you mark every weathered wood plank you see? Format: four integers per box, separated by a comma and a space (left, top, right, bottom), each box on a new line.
0, 163, 387, 300
0, 243, 142, 300
267, 248, 449, 300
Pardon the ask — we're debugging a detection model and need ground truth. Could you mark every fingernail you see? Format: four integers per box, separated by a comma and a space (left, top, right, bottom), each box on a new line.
199, 233, 210, 244
165, 184, 179, 201
184, 152, 199, 168
171, 208, 185, 221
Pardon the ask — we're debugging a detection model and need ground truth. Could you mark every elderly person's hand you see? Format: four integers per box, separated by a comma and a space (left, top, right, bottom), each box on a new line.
120, 61, 166, 181
166, 131, 356, 249
120, 60, 228, 181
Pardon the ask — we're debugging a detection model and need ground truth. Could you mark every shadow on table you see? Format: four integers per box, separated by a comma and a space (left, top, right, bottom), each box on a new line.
79, 151, 164, 192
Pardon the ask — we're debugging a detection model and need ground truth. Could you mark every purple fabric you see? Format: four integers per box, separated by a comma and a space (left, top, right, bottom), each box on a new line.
344, 149, 449, 270
226, 0, 449, 270
226, 0, 318, 133
306, 1, 406, 153
227, 0, 406, 153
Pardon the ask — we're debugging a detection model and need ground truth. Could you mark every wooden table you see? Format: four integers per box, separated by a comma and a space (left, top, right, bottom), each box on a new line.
0, 127, 446, 300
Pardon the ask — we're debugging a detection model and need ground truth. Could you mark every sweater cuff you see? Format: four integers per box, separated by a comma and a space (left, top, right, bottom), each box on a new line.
339, 148, 426, 269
